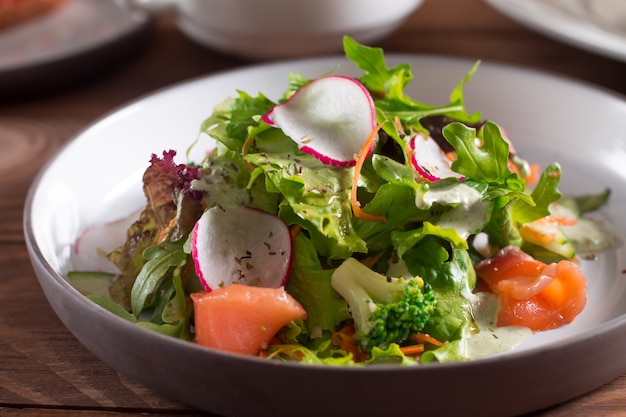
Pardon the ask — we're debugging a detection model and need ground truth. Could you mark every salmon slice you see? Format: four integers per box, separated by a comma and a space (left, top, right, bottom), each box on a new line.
190, 284, 307, 355
475, 246, 587, 331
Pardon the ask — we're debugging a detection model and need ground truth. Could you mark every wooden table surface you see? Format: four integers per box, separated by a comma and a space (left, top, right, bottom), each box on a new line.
2, 0, 626, 416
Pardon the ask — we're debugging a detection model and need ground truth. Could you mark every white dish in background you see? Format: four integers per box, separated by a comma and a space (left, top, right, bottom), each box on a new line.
485, 0, 626, 62
25, 55, 626, 417
119, 0, 423, 60
0, 0, 151, 99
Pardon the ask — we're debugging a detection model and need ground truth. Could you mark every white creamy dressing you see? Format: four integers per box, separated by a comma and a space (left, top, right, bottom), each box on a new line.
419, 182, 490, 239
191, 167, 250, 208
550, 202, 619, 257
562, 217, 619, 256
387, 260, 532, 359
463, 291, 532, 358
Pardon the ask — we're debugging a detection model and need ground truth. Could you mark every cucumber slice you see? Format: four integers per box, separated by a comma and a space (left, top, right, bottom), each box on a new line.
547, 202, 618, 256
519, 218, 576, 259
67, 271, 116, 299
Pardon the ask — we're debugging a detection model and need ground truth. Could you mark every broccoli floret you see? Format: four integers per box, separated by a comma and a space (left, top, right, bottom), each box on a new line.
330, 257, 437, 353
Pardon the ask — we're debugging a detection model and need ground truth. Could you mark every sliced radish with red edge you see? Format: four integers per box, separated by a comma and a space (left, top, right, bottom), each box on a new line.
191, 205, 293, 291
71, 208, 141, 273
409, 133, 463, 182
262, 75, 377, 167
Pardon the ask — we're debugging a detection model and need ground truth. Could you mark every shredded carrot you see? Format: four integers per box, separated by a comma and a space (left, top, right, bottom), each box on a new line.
331, 326, 357, 352
393, 116, 404, 136
410, 332, 445, 347
541, 216, 578, 226
359, 251, 384, 269
405, 141, 415, 165
331, 323, 369, 362
524, 163, 541, 185
351, 122, 387, 222
289, 224, 302, 241
242, 136, 256, 171
521, 215, 578, 243
157, 217, 177, 243
522, 227, 556, 243
399, 344, 425, 356
332, 324, 360, 359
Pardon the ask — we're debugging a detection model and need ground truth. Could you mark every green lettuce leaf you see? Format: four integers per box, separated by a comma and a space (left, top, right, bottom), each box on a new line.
245, 151, 367, 259
396, 231, 476, 342
285, 234, 351, 337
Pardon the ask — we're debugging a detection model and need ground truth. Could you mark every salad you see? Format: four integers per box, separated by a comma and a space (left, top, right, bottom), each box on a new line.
69, 37, 617, 366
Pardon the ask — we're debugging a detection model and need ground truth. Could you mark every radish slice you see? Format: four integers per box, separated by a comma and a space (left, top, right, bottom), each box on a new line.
262, 75, 377, 167
409, 133, 463, 182
191, 205, 293, 292
71, 208, 141, 273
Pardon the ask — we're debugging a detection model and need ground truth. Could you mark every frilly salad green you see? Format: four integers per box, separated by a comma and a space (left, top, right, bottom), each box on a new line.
69, 37, 617, 366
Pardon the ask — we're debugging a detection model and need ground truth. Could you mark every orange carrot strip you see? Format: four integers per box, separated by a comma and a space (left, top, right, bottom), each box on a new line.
157, 217, 177, 243
524, 163, 541, 185
331, 324, 369, 362
523, 227, 556, 243
351, 122, 386, 222
410, 333, 445, 347
542, 216, 578, 226
399, 344, 425, 356
359, 251, 384, 269
332, 325, 359, 355
289, 224, 302, 241
242, 136, 256, 171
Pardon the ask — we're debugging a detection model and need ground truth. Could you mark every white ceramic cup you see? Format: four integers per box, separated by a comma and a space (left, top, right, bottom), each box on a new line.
120, 0, 424, 60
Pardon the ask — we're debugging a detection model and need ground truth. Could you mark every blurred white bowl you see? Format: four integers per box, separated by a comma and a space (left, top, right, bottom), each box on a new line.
121, 0, 424, 59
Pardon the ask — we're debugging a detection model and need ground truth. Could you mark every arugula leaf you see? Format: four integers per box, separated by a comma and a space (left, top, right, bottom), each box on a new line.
354, 183, 430, 253
445, 60, 482, 123
286, 72, 311, 99
558, 188, 611, 217
88, 296, 138, 322
130, 239, 188, 317
482, 201, 523, 249
571, 188, 611, 214
444, 121, 511, 183
513, 163, 562, 224
343, 35, 411, 99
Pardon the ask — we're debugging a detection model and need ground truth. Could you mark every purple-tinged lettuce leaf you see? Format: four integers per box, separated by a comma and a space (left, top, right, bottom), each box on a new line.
108, 150, 203, 307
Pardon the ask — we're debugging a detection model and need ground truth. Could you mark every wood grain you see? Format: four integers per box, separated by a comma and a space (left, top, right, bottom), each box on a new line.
0, 117, 80, 243
1, 0, 625, 415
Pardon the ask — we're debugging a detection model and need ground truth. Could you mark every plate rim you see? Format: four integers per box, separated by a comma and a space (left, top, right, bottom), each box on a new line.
484, 0, 626, 62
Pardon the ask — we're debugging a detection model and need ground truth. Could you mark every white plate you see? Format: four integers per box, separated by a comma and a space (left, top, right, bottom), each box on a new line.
485, 0, 626, 62
25, 55, 626, 417
0, 0, 150, 98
